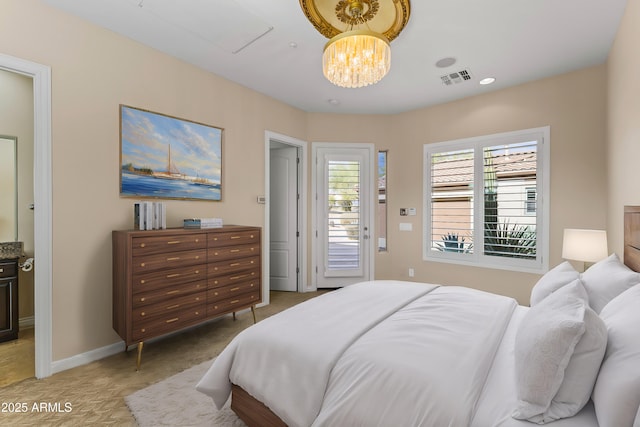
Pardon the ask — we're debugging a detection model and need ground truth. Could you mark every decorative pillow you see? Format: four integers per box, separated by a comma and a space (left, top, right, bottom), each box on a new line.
530, 261, 580, 306
592, 284, 640, 427
544, 303, 607, 420
581, 253, 640, 313
513, 280, 587, 422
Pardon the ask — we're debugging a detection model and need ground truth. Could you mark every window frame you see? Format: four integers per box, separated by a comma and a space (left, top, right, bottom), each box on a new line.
423, 126, 550, 274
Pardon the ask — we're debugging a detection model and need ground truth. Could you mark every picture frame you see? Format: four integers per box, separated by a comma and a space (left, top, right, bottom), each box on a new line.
119, 105, 223, 201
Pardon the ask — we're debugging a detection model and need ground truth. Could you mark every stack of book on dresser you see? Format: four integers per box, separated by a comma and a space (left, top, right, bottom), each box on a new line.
183, 217, 224, 229
134, 201, 166, 230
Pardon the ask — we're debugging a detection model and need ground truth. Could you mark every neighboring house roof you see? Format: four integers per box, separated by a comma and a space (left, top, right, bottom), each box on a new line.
432, 152, 537, 186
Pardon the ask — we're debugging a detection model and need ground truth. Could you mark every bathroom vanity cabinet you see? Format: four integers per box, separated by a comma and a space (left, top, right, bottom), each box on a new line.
0, 258, 19, 342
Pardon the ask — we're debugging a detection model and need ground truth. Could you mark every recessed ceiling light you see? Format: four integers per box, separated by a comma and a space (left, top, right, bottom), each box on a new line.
328, 99, 340, 106
480, 77, 496, 85
435, 57, 456, 68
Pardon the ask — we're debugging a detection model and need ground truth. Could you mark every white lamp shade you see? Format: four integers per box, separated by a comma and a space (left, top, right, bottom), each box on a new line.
562, 229, 608, 263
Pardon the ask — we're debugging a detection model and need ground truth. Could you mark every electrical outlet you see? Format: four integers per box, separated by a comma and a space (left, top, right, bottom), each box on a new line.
408, 268, 415, 277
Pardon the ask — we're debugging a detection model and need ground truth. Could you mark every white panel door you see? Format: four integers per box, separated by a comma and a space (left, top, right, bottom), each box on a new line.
315, 145, 373, 288
269, 145, 298, 291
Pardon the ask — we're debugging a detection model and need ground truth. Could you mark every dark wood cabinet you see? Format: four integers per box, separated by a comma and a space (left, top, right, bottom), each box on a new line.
0, 258, 19, 343
112, 226, 261, 368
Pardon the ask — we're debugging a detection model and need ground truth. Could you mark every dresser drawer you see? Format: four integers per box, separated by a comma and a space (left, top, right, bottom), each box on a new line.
207, 243, 260, 263
208, 268, 260, 289
133, 265, 206, 295
133, 280, 206, 308
208, 230, 260, 248
0, 262, 17, 278
132, 304, 206, 341
133, 291, 205, 320
207, 291, 260, 317
208, 256, 260, 276
132, 249, 206, 274
132, 233, 206, 256
207, 280, 260, 302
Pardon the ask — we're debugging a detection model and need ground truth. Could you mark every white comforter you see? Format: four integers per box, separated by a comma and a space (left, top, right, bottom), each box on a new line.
197, 280, 528, 426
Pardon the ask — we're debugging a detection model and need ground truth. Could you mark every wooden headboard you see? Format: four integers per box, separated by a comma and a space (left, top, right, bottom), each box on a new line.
624, 206, 640, 272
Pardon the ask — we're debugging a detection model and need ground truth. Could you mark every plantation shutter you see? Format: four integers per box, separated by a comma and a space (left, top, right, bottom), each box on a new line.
429, 148, 475, 254
327, 160, 361, 270
482, 141, 538, 260
424, 127, 547, 273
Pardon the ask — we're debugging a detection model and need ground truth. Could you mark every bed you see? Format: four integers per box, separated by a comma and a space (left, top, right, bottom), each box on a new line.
197, 206, 640, 427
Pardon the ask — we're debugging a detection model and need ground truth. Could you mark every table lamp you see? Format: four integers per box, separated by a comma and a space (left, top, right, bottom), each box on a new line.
562, 228, 608, 271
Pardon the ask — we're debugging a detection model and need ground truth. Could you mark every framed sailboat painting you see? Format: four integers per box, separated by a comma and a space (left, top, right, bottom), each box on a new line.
119, 105, 223, 201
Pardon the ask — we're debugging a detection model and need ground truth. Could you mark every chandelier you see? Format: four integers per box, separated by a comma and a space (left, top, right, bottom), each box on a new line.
300, 0, 411, 88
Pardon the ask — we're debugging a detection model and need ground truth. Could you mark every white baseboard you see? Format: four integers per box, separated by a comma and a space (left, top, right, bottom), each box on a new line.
19, 316, 35, 329
51, 341, 124, 375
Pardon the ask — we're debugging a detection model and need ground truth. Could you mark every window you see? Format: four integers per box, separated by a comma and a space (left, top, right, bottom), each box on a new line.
378, 150, 387, 251
423, 127, 549, 273
525, 187, 537, 215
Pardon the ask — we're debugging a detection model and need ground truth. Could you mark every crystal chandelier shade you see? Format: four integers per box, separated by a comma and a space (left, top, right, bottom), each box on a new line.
300, 0, 409, 89
322, 29, 390, 88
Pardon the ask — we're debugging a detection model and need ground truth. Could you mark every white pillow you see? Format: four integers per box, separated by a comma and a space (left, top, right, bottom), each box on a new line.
530, 261, 580, 306
545, 303, 607, 420
581, 253, 640, 313
513, 280, 587, 422
592, 284, 640, 427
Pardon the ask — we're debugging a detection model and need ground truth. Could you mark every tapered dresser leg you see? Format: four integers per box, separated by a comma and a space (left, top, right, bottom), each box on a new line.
232, 312, 236, 321
251, 305, 257, 324
136, 342, 144, 371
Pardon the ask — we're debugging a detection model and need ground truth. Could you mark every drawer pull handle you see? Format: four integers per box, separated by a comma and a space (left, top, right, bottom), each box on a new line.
140, 297, 146, 302
167, 304, 180, 310
167, 257, 180, 261
230, 274, 246, 280
140, 243, 146, 248
167, 273, 180, 278
166, 317, 179, 323
230, 262, 240, 267
230, 287, 240, 291
167, 290, 180, 295
140, 279, 146, 284
0, 268, 3, 273
230, 300, 240, 304
167, 241, 181, 245
230, 236, 241, 239
141, 312, 146, 316
140, 263, 146, 267
230, 249, 240, 253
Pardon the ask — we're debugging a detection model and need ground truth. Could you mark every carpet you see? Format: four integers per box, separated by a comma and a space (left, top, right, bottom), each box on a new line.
125, 359, 247, 427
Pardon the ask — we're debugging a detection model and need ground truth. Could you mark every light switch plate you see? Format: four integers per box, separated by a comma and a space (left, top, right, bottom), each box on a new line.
399, 223, 412, 231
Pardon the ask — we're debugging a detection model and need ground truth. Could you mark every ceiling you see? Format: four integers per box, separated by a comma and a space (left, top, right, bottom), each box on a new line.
43, 0, 628, 114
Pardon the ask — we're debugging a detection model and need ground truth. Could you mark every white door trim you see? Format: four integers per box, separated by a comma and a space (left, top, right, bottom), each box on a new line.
311, 142, 375, 288
0, 53, 53, 378
264, 131, 311, 301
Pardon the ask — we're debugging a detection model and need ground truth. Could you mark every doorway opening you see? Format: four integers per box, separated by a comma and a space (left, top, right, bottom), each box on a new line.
0, 53, 53, 379
264, 132, 310, 303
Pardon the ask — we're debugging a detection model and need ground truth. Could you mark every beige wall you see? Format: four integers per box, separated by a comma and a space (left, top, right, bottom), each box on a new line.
0, 0, 307, 360
308, 65, 608, 304
608, 0, 640, 255
0, 0, 611, 362
0, 69, 35, 319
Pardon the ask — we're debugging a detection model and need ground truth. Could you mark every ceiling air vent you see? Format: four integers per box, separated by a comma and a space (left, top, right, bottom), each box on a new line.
441, 69, 472, 86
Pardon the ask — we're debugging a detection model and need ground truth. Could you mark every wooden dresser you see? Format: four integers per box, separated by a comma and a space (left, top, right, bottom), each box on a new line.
112, 225, 261, 368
